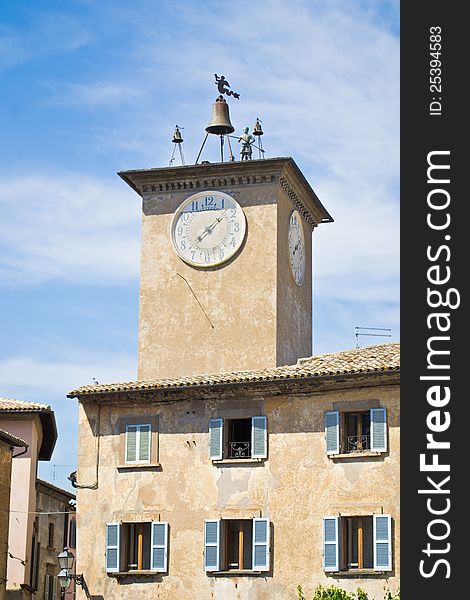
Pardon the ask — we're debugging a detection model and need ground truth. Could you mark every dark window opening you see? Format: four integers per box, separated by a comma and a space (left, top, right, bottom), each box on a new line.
343, 412, 371, 453
223, 519, 253, 570
122, 523, 151, 571
343, 516, 373, 570
69, 519, 76, 549
225, 418, 252, 459
48, 523, 55, 548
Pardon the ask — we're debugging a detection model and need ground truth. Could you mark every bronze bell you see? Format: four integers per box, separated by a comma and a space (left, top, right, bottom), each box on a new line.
172, 125, 183, 144
205, 95, 234, 135
253, 117, 263, 136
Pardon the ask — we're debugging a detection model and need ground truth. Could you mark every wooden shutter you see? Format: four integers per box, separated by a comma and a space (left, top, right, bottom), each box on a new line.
251, 416, 267, 458
325, 411, 340, 454
126, 426, 137, 462
209, 418, 223, 460
151, 522, 168, 572
370, 408, 387, 452
44, 574, 51, 600
138, 425, 151, 462
252, 518, 270, 571
373, 514, 392, 571
105, 523, 120, 572
204, 520, 220, 571
323, 516, 339, 572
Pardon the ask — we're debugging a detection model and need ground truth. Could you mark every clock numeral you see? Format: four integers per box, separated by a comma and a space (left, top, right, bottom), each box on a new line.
177, 225, 183, 236
219, 250, 224, 260
191, 200, 199, 211
204, 196, 214, 206
180, 240, 186, 250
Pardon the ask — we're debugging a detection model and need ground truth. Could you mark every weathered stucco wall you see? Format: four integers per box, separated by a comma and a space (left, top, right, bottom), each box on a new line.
138, 181, 279, 380
0, 441, 13, 600
75, 377, 399, 600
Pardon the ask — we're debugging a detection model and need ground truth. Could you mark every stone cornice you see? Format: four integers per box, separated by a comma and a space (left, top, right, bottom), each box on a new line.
118, 157, 333, 226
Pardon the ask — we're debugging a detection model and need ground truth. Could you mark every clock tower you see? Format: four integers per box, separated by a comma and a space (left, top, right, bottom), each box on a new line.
119, 157, 332, 380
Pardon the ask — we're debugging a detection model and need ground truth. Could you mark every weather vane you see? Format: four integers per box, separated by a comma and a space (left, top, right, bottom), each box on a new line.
214, 74, 240, 99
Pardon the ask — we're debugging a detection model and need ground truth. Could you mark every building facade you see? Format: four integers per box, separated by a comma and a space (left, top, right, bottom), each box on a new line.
0, 430, 28, 600
70, 344, 399, 599
35, 480, 75, 600
70, 156, 400, 598
0, 398, 57, 600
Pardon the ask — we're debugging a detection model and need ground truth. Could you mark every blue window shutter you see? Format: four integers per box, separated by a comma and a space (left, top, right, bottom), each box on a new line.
374, 514, 392, 571
209, 419, 223, 460
370, 408, 387, 452
252, 518, 270, 571
325, 412, 340, 454
204, 520, 220, 571
251, 416, 267, 458
126, 426, 137, 462
105, 523, 120, 572
138, 425, 151, 462
323, 516, 339, 572
151, 522, 168, 572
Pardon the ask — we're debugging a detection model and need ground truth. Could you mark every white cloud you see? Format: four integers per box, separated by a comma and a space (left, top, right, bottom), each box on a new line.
49, 83, 148, 108
0, 173, 140, 286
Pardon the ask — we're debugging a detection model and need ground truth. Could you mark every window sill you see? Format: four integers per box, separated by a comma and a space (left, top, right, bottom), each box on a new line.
209, 570, 264, 576
328, 569, 387, 576
116, 463, 161, 471
108, 570, 164, 578
327, 452, 383, 459
212, 458, 265, 465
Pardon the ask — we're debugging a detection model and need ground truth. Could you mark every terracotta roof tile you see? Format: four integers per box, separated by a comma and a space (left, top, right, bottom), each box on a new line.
68, 343, 399, 398
0, 397, 52, 412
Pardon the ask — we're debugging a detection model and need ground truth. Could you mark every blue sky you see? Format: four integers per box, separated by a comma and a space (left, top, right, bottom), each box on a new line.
0, 0, 399, 490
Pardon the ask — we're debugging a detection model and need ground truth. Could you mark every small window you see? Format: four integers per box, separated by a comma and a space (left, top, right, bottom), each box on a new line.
204, 518, 270, 573
44, 574, 56, 600
69, 519, 76, 548
209, 416, 267, 460
323, 515, 392, 572
48, 523, 55, 548
105, 522, 168, 573
126, 424, 151, 463
325, 408, 387, 455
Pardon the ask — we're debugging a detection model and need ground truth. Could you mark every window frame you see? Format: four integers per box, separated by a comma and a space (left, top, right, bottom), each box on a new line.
323, 514, 392, 574
209, 416, 267, 462
325, 408, 388, 456
204, 517, 270, 574
105, 521, 169, 574
125, 423, 151, 464
118, 415, 159, 467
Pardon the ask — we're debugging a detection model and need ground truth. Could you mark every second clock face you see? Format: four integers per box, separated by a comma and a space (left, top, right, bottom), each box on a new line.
288, 210, 305, 285
171, 191, 246, 267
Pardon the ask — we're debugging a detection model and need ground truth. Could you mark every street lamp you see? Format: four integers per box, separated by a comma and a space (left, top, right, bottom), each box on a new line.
57, 549, 90, 599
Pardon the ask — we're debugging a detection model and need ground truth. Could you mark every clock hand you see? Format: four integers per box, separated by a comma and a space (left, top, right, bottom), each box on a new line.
196, 210, 228, 242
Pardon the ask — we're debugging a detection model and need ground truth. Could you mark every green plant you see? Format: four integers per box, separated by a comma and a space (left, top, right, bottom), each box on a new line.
297, 584, 369, 600
312, 584, 356, 600
297, 584, 307, 600
384, 589, 400, 600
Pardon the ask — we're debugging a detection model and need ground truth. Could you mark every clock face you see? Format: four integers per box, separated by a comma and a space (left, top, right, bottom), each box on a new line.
171, 191, 246, 267
288, 210, 305, 285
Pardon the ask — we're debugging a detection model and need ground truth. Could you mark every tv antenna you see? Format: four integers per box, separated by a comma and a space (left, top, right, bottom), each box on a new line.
354, 326, 391, 348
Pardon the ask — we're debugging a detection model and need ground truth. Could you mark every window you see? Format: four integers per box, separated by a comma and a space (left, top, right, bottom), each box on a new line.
48, 523, 55, 548
325, 408, 387, 455
44, 574, 56, 600
209, 416, 267, 460
204, 518, 270, 573
105, 522, 168, 573
119, 416, 159, 467
323, 515, 392, 573
126, 424, 151, 463
69, 519, 76, 549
